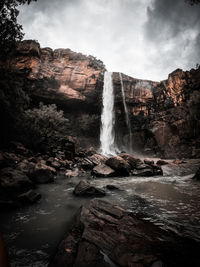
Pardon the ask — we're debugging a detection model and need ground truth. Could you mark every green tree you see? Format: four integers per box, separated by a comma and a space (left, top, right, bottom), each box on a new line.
0, 0, 36, 58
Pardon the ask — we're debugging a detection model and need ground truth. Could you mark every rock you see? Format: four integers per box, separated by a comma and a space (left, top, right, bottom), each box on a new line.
2, 152, 21, 167
91, 164, 115, 177
151, 164, 163, 175
88, 154, 107, 166
28, 162, 56, 184
46, 157, 61, 169
106, 185, 120, 190
73, 181, 105, 197
156, 160, 169, 166
119, 153, 142, 169
17, 190, 41, 204
0, 168, 34, 194
50, 198, 200, 267
144, 159, 155, 165
65, 169, 79, 178
192, 167, 200, 180
132, 168, 154, 176
9, 141, 30, 156
105, 156, 130, 176
79, 158, 94, 170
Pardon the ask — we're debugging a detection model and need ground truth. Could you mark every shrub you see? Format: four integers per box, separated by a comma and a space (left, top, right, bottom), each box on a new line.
20, 102, 69, 151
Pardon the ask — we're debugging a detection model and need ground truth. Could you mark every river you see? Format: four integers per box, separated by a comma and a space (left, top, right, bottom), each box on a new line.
0, 160, 200, 267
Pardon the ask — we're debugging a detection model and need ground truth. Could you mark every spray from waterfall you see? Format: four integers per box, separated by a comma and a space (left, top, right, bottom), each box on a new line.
100, 72, 119, 156
119, 72, 132, 152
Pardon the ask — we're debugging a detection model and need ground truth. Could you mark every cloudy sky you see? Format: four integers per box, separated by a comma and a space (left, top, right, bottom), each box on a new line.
18, 0, 200, 81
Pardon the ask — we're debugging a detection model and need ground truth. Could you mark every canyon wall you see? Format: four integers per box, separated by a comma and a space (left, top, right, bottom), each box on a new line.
2, 40, 200, 158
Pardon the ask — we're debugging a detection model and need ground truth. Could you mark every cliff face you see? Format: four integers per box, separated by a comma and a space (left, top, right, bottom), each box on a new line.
2, 40, 200, 158
5, 40, 105, 113
113, 69, 200, 158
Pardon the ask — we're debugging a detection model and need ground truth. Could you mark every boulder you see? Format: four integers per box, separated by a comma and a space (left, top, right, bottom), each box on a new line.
65, 169, 79, 178
79, 158, 94, 170
0, 168, 34, 194
46, 157, 61, 169
91, 164, 115, 177
106, 185, 120, 191
132, 168, 154, 177
105, 156, 130, 176
17, 190, 41, 204
119, 153, 142, 169
192, 167, 200, 180
156, 160, 168, 166
50, 198, 200, 267
88, 154, 107, 166
28, 162, 56, 184
144, 159, 155, 165
73, 181, 105, 197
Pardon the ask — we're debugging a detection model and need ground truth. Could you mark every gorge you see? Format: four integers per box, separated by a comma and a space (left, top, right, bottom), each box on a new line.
0, 40, 200, 267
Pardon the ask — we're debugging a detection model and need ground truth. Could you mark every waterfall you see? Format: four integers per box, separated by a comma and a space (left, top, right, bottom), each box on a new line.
119, 72, 132, 152
100, 72, 118, 156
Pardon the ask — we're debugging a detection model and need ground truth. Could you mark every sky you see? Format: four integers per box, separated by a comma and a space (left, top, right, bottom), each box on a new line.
18, 0, 200, 81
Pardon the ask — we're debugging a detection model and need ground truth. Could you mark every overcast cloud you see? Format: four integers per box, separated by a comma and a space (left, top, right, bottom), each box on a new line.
18, 0, 200, 81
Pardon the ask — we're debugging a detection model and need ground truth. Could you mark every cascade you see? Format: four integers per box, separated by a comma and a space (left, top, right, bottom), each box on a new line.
100, 72, 118, 156
119, 72, 132, 152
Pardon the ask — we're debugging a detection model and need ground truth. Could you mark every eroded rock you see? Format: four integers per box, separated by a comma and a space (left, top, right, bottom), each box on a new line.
73, 181, 105, 197
50, 198, 200, 267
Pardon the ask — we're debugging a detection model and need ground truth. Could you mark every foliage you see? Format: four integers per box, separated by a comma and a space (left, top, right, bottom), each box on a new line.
0, 68, 30, 146
75, 114, 100, 136
20, 103, 69, 151
0, 0, 37, 58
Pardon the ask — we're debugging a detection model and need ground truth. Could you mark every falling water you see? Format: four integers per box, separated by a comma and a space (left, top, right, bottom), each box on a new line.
119, 72, 132, 152
100, 72, 118, 156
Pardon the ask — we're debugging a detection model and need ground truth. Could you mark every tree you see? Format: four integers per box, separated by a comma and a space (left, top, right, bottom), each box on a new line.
0, 0, 36, 58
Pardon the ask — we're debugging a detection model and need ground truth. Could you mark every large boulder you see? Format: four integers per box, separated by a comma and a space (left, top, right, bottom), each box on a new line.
88, 154, 108, 166
119, 153, 142, 169
50, 198, 200, 267
28, 161, 56, 184
0, 168, 34, 194
105, 156, 130, 176
17, 190, 41, 204
73, 181, 105, 197
91, 164, 115, 177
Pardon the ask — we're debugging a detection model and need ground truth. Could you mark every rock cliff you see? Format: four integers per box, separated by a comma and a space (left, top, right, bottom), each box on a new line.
2, 40, 200, 158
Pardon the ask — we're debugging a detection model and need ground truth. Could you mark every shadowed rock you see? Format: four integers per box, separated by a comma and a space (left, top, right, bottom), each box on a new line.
49, 198, 200, 267
106, 156, 130, 176
73, 181, 105, 197
92, 164, 115, 177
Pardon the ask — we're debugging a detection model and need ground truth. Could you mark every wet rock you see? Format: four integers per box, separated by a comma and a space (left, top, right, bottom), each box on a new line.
0, 168, 34, 193
65, 169, 79, 178
79, 158, 94, 170
91, 164, 115, 177
192, 167, 200, 180
88, 154, 108, 166
106, 156, 130, 176
106, 184, 120, 190
119, 153, 142, 169
156, 160, 168, 166
46, 157, 61, 170
73, 181, 105, 197
132, 168, 154, 176
17, 190, 41, 204
144, 159, 155, 165
28, 162, 56, 184
50, 198, 200, 267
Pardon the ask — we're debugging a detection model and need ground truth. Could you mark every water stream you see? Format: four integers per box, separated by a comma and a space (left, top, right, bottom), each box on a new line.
1, 162, 200, 267
100, 72, 118, 156
119, 72, 132, 152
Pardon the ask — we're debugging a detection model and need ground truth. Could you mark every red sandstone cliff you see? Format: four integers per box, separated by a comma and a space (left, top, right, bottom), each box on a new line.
1, 40, 200, 158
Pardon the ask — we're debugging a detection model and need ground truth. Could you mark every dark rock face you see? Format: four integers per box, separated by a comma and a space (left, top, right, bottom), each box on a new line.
50, 198, 200, 267
105, 156, 131, 176
73, 181, 105, 197
17, 190, 41, 204
113, 69, 200, 158
28, 161, 56, 184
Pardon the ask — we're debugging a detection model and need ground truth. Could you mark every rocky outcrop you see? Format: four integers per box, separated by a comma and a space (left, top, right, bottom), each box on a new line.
50, 198, 200, 267
113, 68, 200, 158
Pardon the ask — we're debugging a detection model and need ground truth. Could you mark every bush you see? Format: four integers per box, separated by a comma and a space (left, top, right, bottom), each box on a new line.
20, 102, 69, 151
